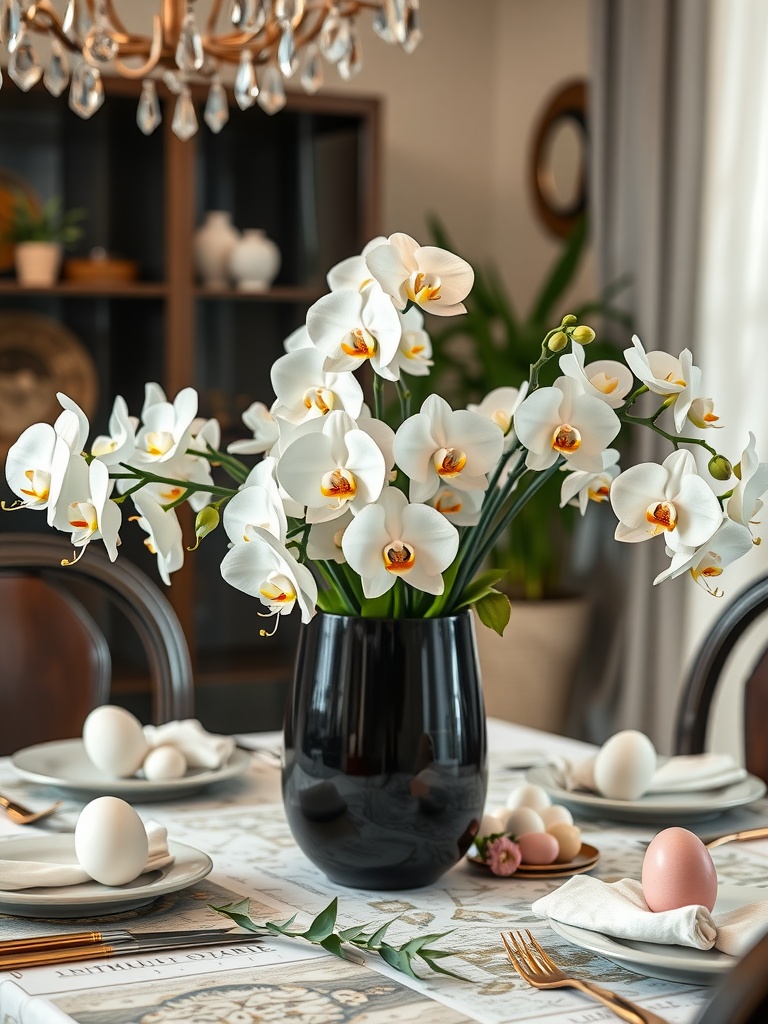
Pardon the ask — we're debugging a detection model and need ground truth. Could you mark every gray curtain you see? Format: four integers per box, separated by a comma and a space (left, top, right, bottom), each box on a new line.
583, 0, 711, 749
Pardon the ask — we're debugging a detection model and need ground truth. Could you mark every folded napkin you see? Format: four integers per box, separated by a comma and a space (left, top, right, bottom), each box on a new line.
0, 822, 173, 892
558, 752, 746, 795
143, 719, 235, 770
532, 876, 768, 957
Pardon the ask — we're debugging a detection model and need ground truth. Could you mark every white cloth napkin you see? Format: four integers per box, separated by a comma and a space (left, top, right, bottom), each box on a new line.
143, 719, 235, 770
557, 752, 746, 795
532, 876, 768, 957
0, 822, 173, 891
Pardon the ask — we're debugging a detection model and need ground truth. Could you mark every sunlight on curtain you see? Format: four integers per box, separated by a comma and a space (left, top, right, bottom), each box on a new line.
683, 0, 768, 750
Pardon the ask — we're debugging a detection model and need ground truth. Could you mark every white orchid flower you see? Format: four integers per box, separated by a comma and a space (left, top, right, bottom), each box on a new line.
727, 433, 768, 539
57, 457, 121, 563
223, 482, 288, 547
326, 236, 387, 292
624, 337, 704, 432
307, 512, 352, 563
468, 384, 529, 451
559, 344, 633, 409
56, 393, 90, 453
244, 454, 303, 520
277, 410, 386, 524
133, 383, 198, 464
392, 306, 433, 377
342, 486, 459, 598
356, 414, 397, 479
188, 417, 221, 456
91, 396, 137, 466
394, 394, 503, 504
364, 232, 474, 317
131, 490, 184, 585
220, 526, 317, 630
227, 401, 280, 456
560, 449, 621, 515
306, 282, 402, 380
427, 485, 484, 526
133, 448, 215, 513
654, 518, 753, 594
5, 421, 66, 512
283, 324, 313, 352
688, 397, 721, 430
271, 348, 364, 424
610, 448, 723, 553
514, 376, 620, 473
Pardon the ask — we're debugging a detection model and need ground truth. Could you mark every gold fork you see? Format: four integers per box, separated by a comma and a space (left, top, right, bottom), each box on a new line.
500, 930, 670, 1024
0, 795, 62, 825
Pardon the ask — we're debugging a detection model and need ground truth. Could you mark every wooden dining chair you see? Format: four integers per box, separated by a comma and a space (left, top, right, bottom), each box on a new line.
695, 929, 768, 1024
0, 533, 194, 755
675, 575, 768, 785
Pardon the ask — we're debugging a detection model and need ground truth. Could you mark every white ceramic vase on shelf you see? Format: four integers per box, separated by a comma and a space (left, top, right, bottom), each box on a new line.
15, 242, 62, 286
193, 211, 239, 288
228, 229, 280, 292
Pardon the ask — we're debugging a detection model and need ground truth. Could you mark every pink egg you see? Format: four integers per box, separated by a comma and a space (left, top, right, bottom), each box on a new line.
641, 827, 718, 912
517, 831, 559, 865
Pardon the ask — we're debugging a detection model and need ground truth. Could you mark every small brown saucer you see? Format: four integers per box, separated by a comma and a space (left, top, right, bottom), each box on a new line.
467, 842, 600, 879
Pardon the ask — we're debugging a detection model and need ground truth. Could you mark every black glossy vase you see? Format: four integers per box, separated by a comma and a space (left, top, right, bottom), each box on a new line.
282, 611, 487, 890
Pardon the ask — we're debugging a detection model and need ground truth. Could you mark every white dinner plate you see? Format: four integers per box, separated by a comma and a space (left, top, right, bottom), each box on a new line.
0, 835, 212, 918
526, 764, 767, 824
11, 740, 252, 802
549, 883, 766, 984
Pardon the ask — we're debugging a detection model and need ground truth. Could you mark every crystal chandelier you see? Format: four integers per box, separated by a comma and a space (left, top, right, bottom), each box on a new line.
0, 1, 423, 138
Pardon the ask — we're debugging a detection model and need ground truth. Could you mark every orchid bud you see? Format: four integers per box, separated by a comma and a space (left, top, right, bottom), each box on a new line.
560, 314, 577, 326
571, 325, 596, 345
547, 330, 568, 352
734, 461, 743, 481
708, 455, 732, 481
194, 506, 220, 540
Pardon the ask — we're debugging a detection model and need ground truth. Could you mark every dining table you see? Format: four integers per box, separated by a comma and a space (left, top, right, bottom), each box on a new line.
1, 717, 768, 1024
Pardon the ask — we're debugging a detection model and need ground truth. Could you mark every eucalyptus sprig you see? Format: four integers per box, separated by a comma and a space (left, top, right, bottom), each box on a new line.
211, 896, 468, 981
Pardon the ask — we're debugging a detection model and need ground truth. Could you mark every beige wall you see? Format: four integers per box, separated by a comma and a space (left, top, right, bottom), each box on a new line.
124, 0, 594, 312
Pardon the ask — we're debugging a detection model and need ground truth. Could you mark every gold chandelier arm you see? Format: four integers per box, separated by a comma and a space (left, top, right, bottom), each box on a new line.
113, 13, 164, 76
103, 0, 138, 42
206, 0, 225, 34
25, 2, 81, 49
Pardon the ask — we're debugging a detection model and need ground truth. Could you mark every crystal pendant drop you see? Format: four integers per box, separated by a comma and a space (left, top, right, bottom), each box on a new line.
387, 0, 408, 43
337, 26, 362, 80
319, 9, 351, 64
402, 0, 422, 53
162, 69, 183, 95
277, 21, 298, 78
69, 62, 104, 118
300, 43, 323, 94
171, 87, 198, 141
175, 11, 204, 73
44, 39, 70, 97
0, 0, 21, 53
83, 27, 118, 65
8, 31, 43, 92
257, 65, 286, 115
274, 0, 304, 20
231, 0, 266, 32
204, 78, 229, 133
234, 51, 258, 110
372, 4, 395, 43
136, 79, 162, 135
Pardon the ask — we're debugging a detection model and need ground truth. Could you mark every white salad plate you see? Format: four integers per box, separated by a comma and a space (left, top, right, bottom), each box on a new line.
526, 764, 767, 824
12, 740, 252, 802
0, 835, 212, 918
549, 884, 766, 984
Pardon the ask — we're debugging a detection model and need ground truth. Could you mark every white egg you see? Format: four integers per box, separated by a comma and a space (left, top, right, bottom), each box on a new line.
143, 745, 187, 781
74, 797, 149, 886
502, 806, 545, 836
593, 730, 657, 801
505, 783, 551, 813
82, 706, 148, 778
479, 812, 505, 837
540, 804, 574, 828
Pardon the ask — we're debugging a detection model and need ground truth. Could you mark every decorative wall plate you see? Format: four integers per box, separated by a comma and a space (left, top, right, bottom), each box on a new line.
0, 311, 98, 459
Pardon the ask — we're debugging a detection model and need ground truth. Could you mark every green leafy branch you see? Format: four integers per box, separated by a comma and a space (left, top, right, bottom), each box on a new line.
211, 896, 468, 981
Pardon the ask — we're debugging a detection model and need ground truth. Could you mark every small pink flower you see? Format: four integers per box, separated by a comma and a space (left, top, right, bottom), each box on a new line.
486, 836, 522, 876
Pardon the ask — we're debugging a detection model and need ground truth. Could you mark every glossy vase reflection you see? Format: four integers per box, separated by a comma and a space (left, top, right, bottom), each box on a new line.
282, 611, 487, 890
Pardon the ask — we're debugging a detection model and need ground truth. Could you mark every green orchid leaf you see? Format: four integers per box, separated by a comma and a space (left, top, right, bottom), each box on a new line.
417, 954, 470, 981
401, 932, 453, 955
210, 900, 267, 933
455, 569, 509, 609
474, 590, 512, 636
302, 898, 338, 940
319, 934, 346, 957
378, 943, 420, 979
364, 915, 400, 948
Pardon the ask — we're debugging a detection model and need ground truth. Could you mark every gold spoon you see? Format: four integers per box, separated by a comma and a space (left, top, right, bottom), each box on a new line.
0, 795, 62, 825
705, 826, 768, 850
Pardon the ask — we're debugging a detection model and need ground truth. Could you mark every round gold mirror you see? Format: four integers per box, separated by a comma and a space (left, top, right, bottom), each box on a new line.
530, 80, 587, 238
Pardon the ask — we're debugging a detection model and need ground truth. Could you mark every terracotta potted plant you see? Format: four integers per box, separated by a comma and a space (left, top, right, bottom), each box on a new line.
5, 195, 85, 287
419, 217, 631, 734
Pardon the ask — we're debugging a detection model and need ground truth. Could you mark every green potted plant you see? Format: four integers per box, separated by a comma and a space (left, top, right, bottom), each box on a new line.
4, 194, 85, 286
419, 216, 632, 732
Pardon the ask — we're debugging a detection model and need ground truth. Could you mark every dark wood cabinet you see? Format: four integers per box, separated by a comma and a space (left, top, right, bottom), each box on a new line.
0, 79, 381, 729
